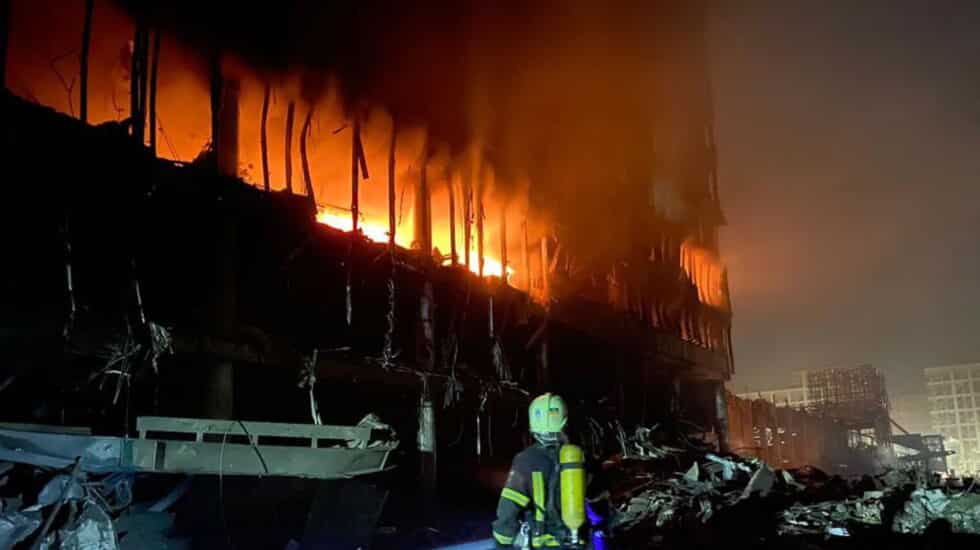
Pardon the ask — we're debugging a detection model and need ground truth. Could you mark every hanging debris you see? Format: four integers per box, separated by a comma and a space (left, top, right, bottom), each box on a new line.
298, 350, 322, 425
349, 413, 399, 450
144, 322, 173, 374
490, 338, 511, 383
61, 215, 76, 343
380, 275, 398, 370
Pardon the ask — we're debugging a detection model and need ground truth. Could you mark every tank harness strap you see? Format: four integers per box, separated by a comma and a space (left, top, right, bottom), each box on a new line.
532, 471, 546, 523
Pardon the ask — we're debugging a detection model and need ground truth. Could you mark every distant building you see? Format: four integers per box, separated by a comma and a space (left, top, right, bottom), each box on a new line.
736, 384, 810, 409
736, 372, 935, 440
737, 365, 893, 453
925, 363, 980, 475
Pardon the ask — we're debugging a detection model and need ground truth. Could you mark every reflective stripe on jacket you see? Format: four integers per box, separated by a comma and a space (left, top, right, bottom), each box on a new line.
491, 443, 564, 547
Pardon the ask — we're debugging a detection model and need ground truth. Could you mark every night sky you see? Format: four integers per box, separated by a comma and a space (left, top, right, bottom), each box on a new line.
709, 1, 980, 397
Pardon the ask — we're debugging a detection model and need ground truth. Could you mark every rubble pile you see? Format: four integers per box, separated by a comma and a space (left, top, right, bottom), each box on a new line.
0, 460, 126, 549
779, 492, 884, 536
893, 488, 980, 535
598, 427, 980, 546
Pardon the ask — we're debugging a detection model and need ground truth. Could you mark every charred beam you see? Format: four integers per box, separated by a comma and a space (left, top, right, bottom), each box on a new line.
521, 219, 530, 295
464, 159, 473, 270
415, 144, 432, 255
540, 236, 550, 306
208, 52, 238, 173
448, 173, 457, 265
300, 107, 316, 206
148, 30, 160, 156
132, 26, 150, 143
356, 124, 369, 180
477, 170, 485, 278
284, 100, 295, 193
387, 116, 397, 249
216, 78, 239, 177
346, 113, 363, 327
500, 207, 507, 283
383, 117, 398, 368
131, 31, 140, 140
350, 114, 360, 232
208, 51, 220, 155
138, 29, 149, 140
79, 0, 94, 124
260, 83, 271, 191
538, 235, 551, 385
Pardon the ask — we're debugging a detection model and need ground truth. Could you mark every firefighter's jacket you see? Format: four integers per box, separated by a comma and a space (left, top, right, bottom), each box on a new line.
491, 442, 566, 548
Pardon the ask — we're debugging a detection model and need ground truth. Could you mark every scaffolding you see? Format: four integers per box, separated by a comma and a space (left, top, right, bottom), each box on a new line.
803, 365, 892, 448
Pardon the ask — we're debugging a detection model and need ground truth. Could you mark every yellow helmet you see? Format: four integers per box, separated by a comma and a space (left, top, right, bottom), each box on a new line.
528, 393, 567, 435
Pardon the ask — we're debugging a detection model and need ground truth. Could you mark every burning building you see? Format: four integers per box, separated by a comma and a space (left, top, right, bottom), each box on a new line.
0, 0, 734, 546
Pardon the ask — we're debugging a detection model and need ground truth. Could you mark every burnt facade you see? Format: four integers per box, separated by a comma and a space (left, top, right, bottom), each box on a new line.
1, 0, 732, 491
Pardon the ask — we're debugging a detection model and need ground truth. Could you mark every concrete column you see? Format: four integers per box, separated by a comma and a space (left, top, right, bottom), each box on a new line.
205, 201, 236, 419
205, 68, 239, 419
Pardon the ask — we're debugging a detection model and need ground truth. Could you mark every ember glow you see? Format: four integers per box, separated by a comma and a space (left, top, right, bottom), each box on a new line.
315, 209, 397, 247
315, 207, 515, 280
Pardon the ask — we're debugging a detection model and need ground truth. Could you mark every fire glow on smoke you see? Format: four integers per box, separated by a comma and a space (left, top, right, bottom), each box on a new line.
5, 0, 728, 307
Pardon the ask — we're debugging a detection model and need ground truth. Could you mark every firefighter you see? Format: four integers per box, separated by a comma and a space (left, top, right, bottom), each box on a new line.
492, 392, 586, 548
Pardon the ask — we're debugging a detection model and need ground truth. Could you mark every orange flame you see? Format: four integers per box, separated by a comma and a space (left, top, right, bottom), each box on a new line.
315, 208, 515, 280
681, 239, 729, 310
4, 0, 725, 305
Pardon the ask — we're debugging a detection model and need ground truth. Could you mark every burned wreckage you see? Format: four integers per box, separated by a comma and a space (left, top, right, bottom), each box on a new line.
2, 0, 976, 548
0, 90, 732, 548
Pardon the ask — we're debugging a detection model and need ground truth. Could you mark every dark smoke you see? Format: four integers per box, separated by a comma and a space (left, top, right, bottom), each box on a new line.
60, 0, 711, 263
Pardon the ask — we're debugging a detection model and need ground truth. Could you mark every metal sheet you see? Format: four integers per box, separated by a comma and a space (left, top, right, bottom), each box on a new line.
0, 510, 42, 548
0, 418, 395, 480
135, 417, 372, 444
128, 440, 390, 479
0, 429, 129, 473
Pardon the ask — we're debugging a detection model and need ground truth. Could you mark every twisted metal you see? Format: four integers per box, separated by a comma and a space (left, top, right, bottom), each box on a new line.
380, 274, 398, 370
